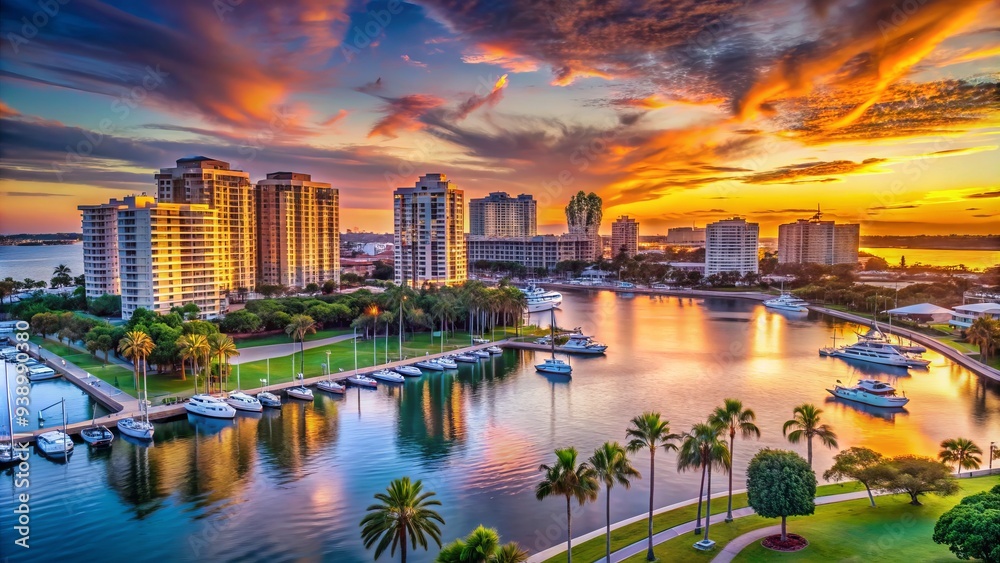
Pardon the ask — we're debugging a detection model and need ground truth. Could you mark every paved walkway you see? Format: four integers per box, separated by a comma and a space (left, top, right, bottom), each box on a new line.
231, 333, 359, 364
711, 525, 780, 563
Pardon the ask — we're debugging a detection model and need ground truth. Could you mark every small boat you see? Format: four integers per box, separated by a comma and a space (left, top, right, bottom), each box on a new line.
317, 379, 346, 394
827, 380, 909, 408
257, 390, 282, 408
473, 350, 491, 359
763, 292, 809, 313
28, 365, 59, 381
370, 369, 405, 383
535, 308, 572, 376
36, 430, 74, 458
226, 391, 263, 412
454, 354, 478, 363
436, 358, 458, 369
287, 386, 314, 401
395, 365, 422, 377
81, 405, 113, 447
117, 417, 154, 441
415, 359, 445, 371
185, 394, 237, 419
486, 346, 503, 355
347, 374, 378, 388
560, 334, 608, 355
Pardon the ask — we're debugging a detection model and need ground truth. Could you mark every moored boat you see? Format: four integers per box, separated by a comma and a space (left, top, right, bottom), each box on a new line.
436, 357, 458, 369
827, 380, 909, 408
185, 394, 237, 419
371, 369, 405, 383
317, 379, 346, 394
535, 308, 572, 376
415, 359, 445, 371
226, 391, 263, 412
473, 350, 491, 359
347, 374, 378, 388
117, 417, 154, 440
454, 353, 478, 363
28, 365, 59, 381
81, 425, 114, 447
36, 430, 74, 458
395, 365, 422, 377
519, 283, 563, 312
763, 292, 809, 313
486, 345, 503, 354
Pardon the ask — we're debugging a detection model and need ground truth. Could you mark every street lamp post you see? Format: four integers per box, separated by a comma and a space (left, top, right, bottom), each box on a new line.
991, 442, 996, 471
325, 350, 331, 376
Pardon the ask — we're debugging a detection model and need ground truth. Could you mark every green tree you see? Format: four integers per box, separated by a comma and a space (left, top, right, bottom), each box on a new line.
435, 526, 527, 563
709, 398, 760, 522
219, 309, 263, 334
30, 312, 60, 339
677, 422, 730, 538
589, 441, 640, 562
89, 294, 122, 317
783, 403, 838, 467
822, 447, 893, 507
535, 447, 599, 563
360, 477, 444, 563
933, 484, 1000, 563
285, 314, 317, 375
625, 412, 680, 561
967, 317, 998, 363
50, 264, 73, 288
118, 330, 155, 392
746, 449, 816, 542
938, 437, 983, 476
209, 333, 239, 393
884, 455, 959, 505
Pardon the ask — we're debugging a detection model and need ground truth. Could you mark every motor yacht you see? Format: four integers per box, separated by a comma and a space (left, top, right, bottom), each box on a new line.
763, 292, 809, 313
856, 324, 927, 354
226, 391, 263, 412
827, 380, 909, 408
486, 345, 503, 355
436, 357, 458, 369
519, 283, 563, 313
473, 350, 491, 359
185, 394, 237, 419
317, 379, 346, 394
395, 365, 422, 377
415, 359, 445, 371
117, 417, 154, 440
28, 365, 59, 381
257, 390, 282, 408
286, 385, 314, 401
36, 430, 74, 457
81, 425, 114, 447
826, 340, 912, 368
560, 334, 608, 355
850, 340, 930, 368
370, 369, 405, 383
347, 374, 378, 388
453, 353, 478, 363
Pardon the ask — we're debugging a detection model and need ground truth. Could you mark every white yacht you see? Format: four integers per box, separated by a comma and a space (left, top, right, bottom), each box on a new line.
827, 379, 909, 408
36, 430, 74, 457
436, 357, 458, 369
370, 369, 405, 383
415, 359, 445, 371
519, 284, 563, 313
395, 365, 422, 377
287, 385, 314, 401
28, 365, 59, 381
486, 345, 503, 355
185, 394, 237, 419
347, 374, 378, 388
826, 340, 915, 368
226, 391, 263, 412
117, 417, 154, 440
763, 292, 809, 313
857, 324, 927, 354
535, 357, 573, 375
317, 379, 346, 394
561, 334, 608, 355
454, 353, 478, 363
257, 388, 282, 408
473, 350, 491, 359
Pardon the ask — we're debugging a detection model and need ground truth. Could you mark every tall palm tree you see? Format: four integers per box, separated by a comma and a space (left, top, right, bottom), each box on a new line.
118, 330, 154, 391
381, 284, 416, 359
286, 314, 317, 375
625, 412, 680, 561
190, 333, 211, 393
677, 422, 730, 539
589, 441, 640, 562
783, 403, 838, 467
176, 334, 194, 382
967, 317, 998, 363
360, 477, 444, 563
535, 447, 600, 563
939, 437, 983, 475
209, 333, 239, 393
709, 398, 760, 521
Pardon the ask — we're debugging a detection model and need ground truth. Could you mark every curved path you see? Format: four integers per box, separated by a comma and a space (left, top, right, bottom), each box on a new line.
231, 333, 358, 364
710, 525, 780, 563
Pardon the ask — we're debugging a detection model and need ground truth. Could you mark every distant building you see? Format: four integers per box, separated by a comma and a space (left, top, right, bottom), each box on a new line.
116, 199, 224, 320
469, 192, 537, 237
565, 192, 603, 261
705, 217, 759, 276
394, 174, 466, 287
78, 194, 155, 299
666, 226, 706, 246
777, 209, 859, 265
949, 302, 1000, 329
155, 156, 256, 292
466, 233, 595, 271
255, 172, 340, 289
611, 216, 639, 258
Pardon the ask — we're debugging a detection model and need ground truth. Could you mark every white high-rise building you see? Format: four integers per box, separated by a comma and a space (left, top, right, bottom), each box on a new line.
255, 172, 340, 289
778, 209, 859, 265
394, 174, 466, 287
611, 215, 639, 258
78, 194, 155, 299
155, 156, 256, 292
117, 199, 224, 320
705, 217, 759, 276
468, 192, 537, 237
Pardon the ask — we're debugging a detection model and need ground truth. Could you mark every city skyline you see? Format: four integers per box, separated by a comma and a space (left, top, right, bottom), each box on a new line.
1, 0, 999, 237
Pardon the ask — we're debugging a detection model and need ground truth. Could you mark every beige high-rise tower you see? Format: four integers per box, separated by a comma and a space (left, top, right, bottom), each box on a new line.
611, 215, 639, 258
78, 194, 155, 299
255, 172, 340, 289
155, 156, 256, 292
394, 174, 466, 287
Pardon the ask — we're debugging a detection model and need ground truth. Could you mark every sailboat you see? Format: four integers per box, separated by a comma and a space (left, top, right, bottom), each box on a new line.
37, 398, 74, 460
317, 368, 346, 394
80, 404, 114, 447
535, 309, 572, 375
1, 362, 18, 465
256, 358, 282, 408
117, 355, 154, 441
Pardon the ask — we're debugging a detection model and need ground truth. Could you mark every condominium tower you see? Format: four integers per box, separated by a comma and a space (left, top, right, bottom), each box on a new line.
705, 217, 759, 276
255, 172, 340, 288
154, 156, 256, 292
777, 209, 860, 265
78, 194, 154, 299
468, 192, 537, 237
394, 174, 466, 287
611, 215, 639, 258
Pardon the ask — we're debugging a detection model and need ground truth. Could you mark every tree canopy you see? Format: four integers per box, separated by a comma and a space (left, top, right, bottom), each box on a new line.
933, 484, 1000, 563
746, 449, 816, 542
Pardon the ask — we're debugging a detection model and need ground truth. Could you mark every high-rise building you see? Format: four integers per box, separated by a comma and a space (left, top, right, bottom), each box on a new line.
565, 191, 603, 260
155, 156, 256, 292
777, 209, 860, 265
468, 192, 537, 237
117, 199, 224, 320
611, 215, 639, 257
394, 174, 466, 287
705, 217, 759, 276
255, 172, 340, 289
666, 226, 706, 246
78, 194, 155, 299
465, 233, 595, 271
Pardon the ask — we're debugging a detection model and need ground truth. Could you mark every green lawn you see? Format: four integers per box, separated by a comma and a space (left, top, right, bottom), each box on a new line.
542, 482, 864, 563
233, 327, 351, 348
613, 476, 995, 563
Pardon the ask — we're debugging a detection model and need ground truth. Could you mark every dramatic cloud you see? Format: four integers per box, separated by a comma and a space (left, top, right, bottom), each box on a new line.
367, 95, 446, 139
967, 191, 1000, 199
742, 158, 888, 184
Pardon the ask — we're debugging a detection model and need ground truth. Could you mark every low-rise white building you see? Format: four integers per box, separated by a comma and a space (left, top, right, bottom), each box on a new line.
949, 302, 1000, 329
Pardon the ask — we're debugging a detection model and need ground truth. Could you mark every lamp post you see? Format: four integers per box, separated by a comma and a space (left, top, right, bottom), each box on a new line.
325, 350, 331, 376
991, 442, 996, 471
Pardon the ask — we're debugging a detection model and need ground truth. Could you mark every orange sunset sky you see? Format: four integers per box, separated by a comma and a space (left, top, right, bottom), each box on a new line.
0, 0, 998, 237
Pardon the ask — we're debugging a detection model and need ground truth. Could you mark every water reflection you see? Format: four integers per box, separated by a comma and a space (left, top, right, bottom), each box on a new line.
823, 396, 908, 423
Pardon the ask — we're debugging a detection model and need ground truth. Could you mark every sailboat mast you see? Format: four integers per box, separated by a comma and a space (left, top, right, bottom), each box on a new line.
142, 358, 149, 424
550, 309, 556, 360
4, 363, 13, 451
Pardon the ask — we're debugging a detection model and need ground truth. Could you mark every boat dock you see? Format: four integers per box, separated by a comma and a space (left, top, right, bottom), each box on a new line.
504, 340, 603, 355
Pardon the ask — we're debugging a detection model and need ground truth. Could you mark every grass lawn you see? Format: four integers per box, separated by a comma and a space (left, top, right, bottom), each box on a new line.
934, 336, 978, 354
541, 482, 864, 563
613, 476, 994, 563
233, 327, 351, 348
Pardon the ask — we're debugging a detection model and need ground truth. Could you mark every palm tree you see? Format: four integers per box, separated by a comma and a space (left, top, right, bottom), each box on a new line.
493, 542, 529, 563
360, 477, 445, 562
460, 525, 499, 562
209, 333, 239, 393
535, 447, 599, 563
186, 333, 211, 393
967, 317, 998, 363
709, 399, 760, 521
589, 441, 640, 562
939, 437, 983, 475
118, 330, 154, 391
176, 334, 194, 382
436, 526, 528, 563
677, 422, 730, 539
285, 314, 317, 375
783, 403, 838, 467
625, 412, 680, 561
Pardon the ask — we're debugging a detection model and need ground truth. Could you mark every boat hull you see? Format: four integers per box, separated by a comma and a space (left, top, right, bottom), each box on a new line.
395, 367, 422, 377
527, 301, 560, 313
256, 392, 282, 408
117, 419, 154, 440
535, 364, 572, 375
185, 404, 237, 419
829, 350, 910, 368
226, 396, 263, 412
81, 427, 114, 447
28, 369, 60, 381
370, 372, 405, 383
347, 378, 378, 388
317, 381, 346, 394
415, 362, 445, 371
827, 387, 909, 408
764, 303, 808, 313
286, 388, 314, 401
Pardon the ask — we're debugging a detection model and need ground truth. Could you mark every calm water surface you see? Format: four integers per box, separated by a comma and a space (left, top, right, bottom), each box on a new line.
860, 247, 998, 270
0, 244, 84, 282
2, 290, 999, 562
